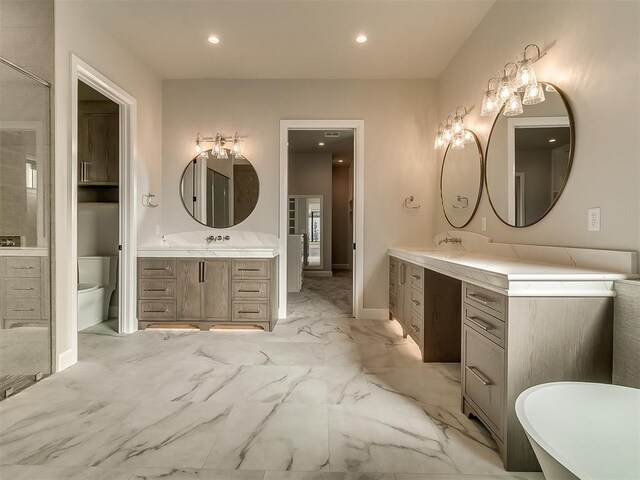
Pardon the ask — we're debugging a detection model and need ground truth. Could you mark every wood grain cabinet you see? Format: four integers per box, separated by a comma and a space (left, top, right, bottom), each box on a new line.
78, 101, 119, 184
138, 256, 278, 331
0, 257, 49, 329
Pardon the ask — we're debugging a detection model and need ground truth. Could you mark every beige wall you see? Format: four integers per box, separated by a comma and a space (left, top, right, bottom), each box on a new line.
55, 1, 163, 368
162, 79, 437, 309
435, 0, 640, 264
289, 152, 333, 273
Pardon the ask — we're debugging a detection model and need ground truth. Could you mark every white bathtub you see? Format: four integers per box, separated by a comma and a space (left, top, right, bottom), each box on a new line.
516, 382, 640, 480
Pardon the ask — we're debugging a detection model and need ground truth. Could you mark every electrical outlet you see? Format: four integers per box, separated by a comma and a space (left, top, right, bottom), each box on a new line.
481, 217, 487, 231
588, 208, 601, 231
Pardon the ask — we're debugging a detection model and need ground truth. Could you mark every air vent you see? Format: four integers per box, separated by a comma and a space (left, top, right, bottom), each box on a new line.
324, 132, 340, 138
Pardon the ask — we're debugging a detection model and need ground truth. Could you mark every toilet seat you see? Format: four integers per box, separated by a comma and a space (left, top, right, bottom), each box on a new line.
78, 283, 99, 293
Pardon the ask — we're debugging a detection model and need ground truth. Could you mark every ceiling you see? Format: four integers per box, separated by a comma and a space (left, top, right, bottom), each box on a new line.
64, 0, 495, 79
515, 127, 571, 151
289, 129, 354, 166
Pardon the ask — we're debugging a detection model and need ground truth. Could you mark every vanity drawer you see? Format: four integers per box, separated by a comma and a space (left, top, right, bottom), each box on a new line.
232, 259, 270, 279
138, 258, 176, 278
463, 325, 505, 438
138, 300, 176, 320
4, 278, 41, 299
138, 279, 176, 299
4, 298, 41, 319
4, 257, 41, 278
233, 302, 269, 321
408, 309, 424, 345
233, 280, 269, 300
464, 283, 506, 320
463, 303, 505, 348
408, 264, 424, 292
408, 287, 424, 317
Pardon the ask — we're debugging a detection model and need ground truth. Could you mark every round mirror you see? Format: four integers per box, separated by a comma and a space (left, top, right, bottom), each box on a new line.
485, 82, 574, 227
440, 131, 483, 228
180, 149, 259, 228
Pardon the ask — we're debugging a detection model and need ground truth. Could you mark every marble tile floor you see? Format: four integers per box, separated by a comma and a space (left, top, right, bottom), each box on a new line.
0, 274, 543, 480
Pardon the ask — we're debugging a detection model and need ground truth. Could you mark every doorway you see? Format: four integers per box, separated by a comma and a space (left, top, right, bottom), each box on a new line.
279, 120, 364, 320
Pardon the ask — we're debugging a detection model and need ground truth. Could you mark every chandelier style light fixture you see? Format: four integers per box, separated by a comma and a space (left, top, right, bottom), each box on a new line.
434, 106, 473, 151
480, 43, 547, 118
194, 132, 245, 159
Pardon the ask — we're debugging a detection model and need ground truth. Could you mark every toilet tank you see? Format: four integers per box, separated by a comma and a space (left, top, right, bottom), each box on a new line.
78, 256, 118, 286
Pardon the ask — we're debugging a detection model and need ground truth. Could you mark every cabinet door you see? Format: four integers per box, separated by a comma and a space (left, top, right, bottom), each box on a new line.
203, 259, 231, 320
78, 110, 119, 183
177, 259, 202, 320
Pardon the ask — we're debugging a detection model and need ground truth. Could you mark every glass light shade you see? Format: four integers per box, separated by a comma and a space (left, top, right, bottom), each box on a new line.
443, 125, 453, 141
463, 130, 475, 144
434, 132, 447, 150
515, 60, 537, 89
232, 141, 241, 156
481, 89, 499, 116
217, 148, 228, 159
451, 116, 464, 135
522, 81, 546, 105
497, 76, 513, 101
194, 142, 202, 154
503, 92, 523, 116
451, 133, 465, 150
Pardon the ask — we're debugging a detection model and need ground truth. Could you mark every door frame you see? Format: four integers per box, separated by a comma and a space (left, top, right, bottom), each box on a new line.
279, 120, 364, 319
70, 55, 137, 340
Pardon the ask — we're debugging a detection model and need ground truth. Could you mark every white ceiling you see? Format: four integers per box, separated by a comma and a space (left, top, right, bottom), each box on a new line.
289, 129, 354, 165
65, 0, 495, 79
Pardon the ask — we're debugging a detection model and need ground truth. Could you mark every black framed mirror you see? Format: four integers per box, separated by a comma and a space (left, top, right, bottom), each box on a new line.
440, 131, 484, 228
485, 82, 574, 228
180, 149, 259, 228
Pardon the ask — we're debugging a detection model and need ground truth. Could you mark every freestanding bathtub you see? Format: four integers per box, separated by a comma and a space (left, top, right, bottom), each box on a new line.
516, 382, 640, 480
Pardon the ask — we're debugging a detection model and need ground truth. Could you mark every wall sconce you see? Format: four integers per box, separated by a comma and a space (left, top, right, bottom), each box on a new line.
480, 43, 547, 117
434, 106, 472, 151
195, 131, 245, 159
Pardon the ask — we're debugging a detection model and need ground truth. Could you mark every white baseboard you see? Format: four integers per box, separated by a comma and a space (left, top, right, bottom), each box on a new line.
304, 270, 333, 277
358, 308, 389, 320
56, 348, 77, 372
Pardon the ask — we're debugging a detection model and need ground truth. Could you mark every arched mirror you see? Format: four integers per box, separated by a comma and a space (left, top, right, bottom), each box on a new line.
485, 82, 574, 227
440, 131, 483, 228
180, 149, 259, 228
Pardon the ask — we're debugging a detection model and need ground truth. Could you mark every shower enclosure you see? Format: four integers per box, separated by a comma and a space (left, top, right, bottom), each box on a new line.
0, 57, 53, 399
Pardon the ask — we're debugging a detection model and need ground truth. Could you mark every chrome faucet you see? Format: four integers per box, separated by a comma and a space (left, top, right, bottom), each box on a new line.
206, 235, 231, 244
438, 237, 462, 246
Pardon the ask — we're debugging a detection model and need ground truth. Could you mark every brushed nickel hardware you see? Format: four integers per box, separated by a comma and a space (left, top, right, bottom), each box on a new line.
145, 308, 168, 313
468, 292, 495, 306
0, 56, 51, 87
238, 289, 261, 293
34, 372, 43, 382
438, 237, 462, 246
13, 308, 35, 312
411, 274, 421, 279
466, 365, 492, 386
466, 315, 492, 331
404, 195, 421, 209
410, 324, 419, 332
238, 268, 261, 272
146, 288, 169, 292
238, 310, 260, 314
4, 387, 14, 398
399, 263, 405, 285
145, 267, 169, 271
411, 299, 420, 306
12, 266, 35, 270
12, 287, 35, 291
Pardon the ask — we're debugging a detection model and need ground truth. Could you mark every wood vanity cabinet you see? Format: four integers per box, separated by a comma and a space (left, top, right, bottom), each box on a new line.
388, 256, 461, 361
460, 281, 612, 471
0, 257, 50, 329
78, 101, 119, 184
138, 257, 278, 331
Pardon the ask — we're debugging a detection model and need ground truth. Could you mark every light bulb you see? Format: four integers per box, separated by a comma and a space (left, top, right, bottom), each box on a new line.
195, 142, 202, 154
515, 60, 536, 89
503, 92, 523, 116
443, 124, 453, 141
523, 81, 546, 105
452, 116, 464, 135
451, 133, 465, 150
481, 88, 499, 117
463, 130, 474, 144
497, 71, 513, 101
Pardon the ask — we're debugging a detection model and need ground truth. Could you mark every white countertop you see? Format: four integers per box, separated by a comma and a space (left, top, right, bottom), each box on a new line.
388, 246, 635, 297
138, 246, 279, 258
0, 247, 48, 257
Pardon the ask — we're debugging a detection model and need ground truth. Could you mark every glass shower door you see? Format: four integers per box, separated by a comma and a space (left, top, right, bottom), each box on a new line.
0, 58, 52, 399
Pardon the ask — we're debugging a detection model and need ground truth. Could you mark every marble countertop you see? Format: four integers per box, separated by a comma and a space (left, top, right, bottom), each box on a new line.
138, 246, 279, 258
389, 246, 636, 297
0, 247, 48, 257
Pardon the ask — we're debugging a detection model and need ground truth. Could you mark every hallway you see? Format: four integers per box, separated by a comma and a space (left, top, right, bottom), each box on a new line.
0, 273, 541, 480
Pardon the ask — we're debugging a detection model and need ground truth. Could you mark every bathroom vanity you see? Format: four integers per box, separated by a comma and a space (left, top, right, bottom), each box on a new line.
137, 248, 279, 331
388, 233, 637, 471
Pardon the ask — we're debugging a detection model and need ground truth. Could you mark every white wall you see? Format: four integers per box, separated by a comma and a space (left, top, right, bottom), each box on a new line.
162, 79, 437, 309
55, 1, 162, 369
289, 152, 333, 272
435, 0, 640, 265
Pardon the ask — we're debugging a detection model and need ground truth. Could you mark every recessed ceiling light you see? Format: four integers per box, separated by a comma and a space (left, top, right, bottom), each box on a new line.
549, 138, 557, 143
356, 34, 367, 44
207, 35, 220, 44
338, 159, 344, 163
318, 142, 325, 147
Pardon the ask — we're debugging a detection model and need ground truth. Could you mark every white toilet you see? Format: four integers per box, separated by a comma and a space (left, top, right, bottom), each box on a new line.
77, 256, 118, 330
